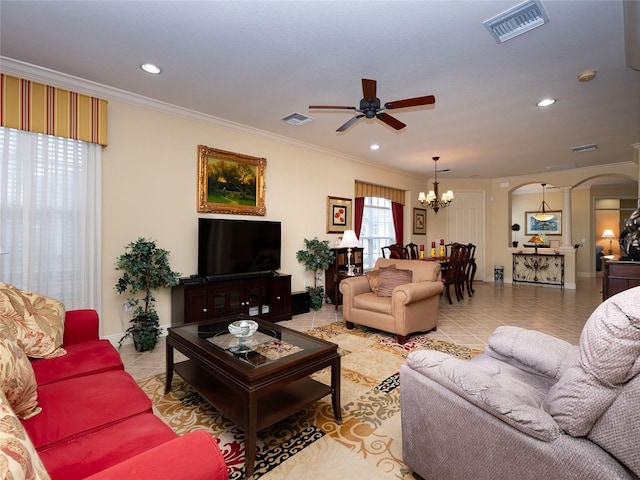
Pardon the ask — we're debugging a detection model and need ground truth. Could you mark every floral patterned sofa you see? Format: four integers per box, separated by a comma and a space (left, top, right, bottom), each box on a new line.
0, 282, 228, 480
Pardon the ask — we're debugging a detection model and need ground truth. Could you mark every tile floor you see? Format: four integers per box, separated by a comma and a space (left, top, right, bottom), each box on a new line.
119, 276, 604, 381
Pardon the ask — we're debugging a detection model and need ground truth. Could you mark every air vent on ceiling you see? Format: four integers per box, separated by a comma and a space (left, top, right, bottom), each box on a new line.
571, 144, 597, 153
484, 0, 550, 43
282, 112, 314, 126
546, 163, 576, 172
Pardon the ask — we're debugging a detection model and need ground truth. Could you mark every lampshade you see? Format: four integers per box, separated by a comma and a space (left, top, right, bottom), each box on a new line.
528, 235, 543, 244
339, 230, 360, 248
601, 229, 616, 239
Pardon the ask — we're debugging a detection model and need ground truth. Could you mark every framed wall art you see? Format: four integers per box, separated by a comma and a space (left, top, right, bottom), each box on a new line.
413, 207, 427, 235
197, 145, 266, 215
525, 211, 562, 235
326, 196, 352, 233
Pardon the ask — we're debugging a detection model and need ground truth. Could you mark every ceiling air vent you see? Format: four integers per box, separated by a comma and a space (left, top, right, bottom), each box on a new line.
570, 143, 597, 153
282, 112, 314, 126
484, 0, 550, 43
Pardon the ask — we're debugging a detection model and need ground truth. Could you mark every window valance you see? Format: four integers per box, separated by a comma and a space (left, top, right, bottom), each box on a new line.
0, 74, 108, 146
354, 180, 405, 205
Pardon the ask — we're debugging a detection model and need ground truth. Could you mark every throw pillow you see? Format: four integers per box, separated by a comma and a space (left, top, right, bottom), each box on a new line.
366, 264, 396, 294
377, 267, 413, 297
0, 333, 41, 420
0, 390, 50, 479
0, 282, 66, 359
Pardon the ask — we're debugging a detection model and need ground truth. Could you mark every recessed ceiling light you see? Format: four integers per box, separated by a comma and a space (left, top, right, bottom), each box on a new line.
370, 144, 380, 150
141, 63, 161, 74
537, 98, 556, 107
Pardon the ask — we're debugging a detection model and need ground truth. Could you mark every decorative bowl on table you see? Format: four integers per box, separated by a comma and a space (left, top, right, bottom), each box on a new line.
228, 320, 259, 352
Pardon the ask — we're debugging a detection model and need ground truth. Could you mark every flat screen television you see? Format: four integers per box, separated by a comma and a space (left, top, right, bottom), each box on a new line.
198, 218, 281, 278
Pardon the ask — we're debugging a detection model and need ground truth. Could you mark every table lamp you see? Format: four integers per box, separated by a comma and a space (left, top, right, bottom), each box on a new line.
339, 230, 360, 276
528, 234, 543, 253
601, 229, 616, 255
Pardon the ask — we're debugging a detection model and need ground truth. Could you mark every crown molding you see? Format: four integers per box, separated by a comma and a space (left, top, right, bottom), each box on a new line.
0, 56, 424, 183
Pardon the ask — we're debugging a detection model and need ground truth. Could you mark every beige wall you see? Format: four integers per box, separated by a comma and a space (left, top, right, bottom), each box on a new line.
100, 99, 637, 339
102, 100, 432, 337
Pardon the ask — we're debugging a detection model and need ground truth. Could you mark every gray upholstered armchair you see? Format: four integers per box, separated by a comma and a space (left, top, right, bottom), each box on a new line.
400, 286, 640, 479
339, 258, 443, 344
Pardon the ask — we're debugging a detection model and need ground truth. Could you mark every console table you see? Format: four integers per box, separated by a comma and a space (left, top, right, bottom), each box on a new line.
602, 259, 640, 300
512, 253, 564, 288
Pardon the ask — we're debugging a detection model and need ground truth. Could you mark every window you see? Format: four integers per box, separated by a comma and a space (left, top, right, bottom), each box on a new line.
359, 197, 394, 270
0, 127, 101, 310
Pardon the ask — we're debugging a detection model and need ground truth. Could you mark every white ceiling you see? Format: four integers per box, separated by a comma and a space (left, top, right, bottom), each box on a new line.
1, 0, 639, 180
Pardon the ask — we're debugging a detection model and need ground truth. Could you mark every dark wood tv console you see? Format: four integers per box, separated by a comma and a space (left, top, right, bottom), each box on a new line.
171, 273, 292, 325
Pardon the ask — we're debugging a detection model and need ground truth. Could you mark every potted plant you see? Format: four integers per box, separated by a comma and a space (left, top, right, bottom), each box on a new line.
115, 237, 180, 351
296, 237, 335, 310
511, 223, 520, 247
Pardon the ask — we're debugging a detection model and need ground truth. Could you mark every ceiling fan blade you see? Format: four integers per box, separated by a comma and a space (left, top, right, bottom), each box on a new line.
309, 105, 356, 110
362, 78, 377, 101
337, 114, 364, 132
384, 95, 436, 109
376, 112, 406, 130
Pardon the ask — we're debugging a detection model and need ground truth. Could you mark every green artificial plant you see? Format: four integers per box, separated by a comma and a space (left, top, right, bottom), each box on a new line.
296, 237, 335, 310
115, 237, 180, 351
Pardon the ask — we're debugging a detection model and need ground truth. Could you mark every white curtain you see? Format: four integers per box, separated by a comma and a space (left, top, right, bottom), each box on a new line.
0, 127, 101, 311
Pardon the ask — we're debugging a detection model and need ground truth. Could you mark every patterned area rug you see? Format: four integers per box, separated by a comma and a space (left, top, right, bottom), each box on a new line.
138, 321, 481, 479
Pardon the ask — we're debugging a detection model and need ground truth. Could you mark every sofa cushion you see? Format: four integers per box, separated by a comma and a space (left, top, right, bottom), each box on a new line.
0, 282, 66, 359
543, 287, 640, 436
377, 267, 412, 297
0, 390, 51, 480
38, 412, 177, 480
31, 339, 124, 385
0, 333, 41, 419
353, 292, 393, 314
374, 258, 440, 282
22, 370, 153, 450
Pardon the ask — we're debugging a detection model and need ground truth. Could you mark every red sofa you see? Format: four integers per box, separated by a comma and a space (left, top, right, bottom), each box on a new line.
22, 309, 229, 480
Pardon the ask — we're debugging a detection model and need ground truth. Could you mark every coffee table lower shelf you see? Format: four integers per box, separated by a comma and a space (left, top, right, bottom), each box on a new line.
173, 360, 332, 432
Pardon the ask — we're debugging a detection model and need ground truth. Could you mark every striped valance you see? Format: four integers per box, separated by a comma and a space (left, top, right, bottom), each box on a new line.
0, 74, 107, 146
355, 180, 405, 205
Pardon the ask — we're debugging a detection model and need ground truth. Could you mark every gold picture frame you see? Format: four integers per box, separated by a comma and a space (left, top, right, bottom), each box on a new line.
326, 196, 352, 233
197, 145, 266, 215
413, 207, 427, 235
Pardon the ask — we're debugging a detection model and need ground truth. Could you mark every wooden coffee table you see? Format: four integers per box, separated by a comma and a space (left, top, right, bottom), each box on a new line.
165, 315, 341, 478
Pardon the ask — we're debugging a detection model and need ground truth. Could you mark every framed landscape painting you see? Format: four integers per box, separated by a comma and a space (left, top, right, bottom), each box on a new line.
197, 145, 266, 215
525, 211, 562, 235
327, 196, 352, 233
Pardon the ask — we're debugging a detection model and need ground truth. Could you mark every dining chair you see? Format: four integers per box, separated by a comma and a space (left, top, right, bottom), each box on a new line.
405, 243, 420, 259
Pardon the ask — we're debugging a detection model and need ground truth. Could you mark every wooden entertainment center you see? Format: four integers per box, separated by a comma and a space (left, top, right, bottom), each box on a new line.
171, 273, 292, 325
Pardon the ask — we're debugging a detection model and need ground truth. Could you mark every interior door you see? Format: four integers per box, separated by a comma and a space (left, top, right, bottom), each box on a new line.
447, 191, 486, 282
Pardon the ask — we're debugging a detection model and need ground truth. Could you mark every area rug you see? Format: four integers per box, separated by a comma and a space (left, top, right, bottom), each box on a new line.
138, 321, 481, 480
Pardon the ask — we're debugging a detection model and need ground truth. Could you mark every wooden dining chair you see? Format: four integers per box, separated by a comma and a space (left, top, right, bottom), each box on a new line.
382, 243, 407, 259
405, 243, 420, 259
464, 243, 477, 296
443, 243, 466, 304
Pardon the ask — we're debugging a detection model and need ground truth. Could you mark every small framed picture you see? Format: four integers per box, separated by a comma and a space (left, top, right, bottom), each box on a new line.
327, 196, 352, 233
413, 207, 427, 235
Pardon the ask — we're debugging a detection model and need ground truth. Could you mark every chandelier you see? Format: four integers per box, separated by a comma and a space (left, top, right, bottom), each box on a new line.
418, 156, 454, 214
533, 183, 556, 221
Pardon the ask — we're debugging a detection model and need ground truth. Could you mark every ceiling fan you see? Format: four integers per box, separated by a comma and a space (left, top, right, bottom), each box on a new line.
309, 78, 435, 132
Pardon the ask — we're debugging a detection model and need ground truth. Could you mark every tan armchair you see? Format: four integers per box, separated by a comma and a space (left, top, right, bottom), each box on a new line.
339, 258, 443, 344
